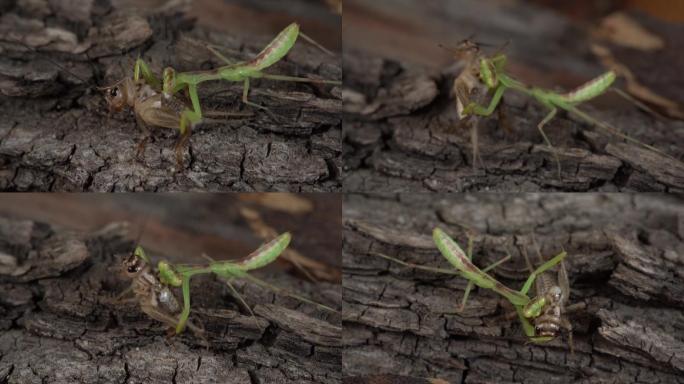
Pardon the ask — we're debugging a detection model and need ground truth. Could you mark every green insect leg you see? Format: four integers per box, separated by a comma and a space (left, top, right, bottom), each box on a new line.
134, 58, 161, 89
464, 84, 506, 116
240, 77, 278, 121
535, 107, 562, 179
519, 251, 567, 296
459, 237, 511, 311
175, 84, 203, 167
259, 73, 341, 85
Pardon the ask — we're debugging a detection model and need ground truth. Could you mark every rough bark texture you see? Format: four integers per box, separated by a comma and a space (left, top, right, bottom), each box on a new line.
342, 193, 684, 383
0, 216, 341, 384
342, 1, 684, 192
0, 2, 341, 191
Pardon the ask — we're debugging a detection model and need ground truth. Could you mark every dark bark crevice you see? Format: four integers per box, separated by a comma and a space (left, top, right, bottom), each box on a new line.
0, 217, 341, 384
0, 3, 341, 192
342, 193, 684, 383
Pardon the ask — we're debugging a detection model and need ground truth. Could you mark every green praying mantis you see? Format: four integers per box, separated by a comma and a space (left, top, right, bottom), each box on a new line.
103, 22, 341, 166
121, 231, 338, 337
373, 228, 575, 350
452, 39, 679, 178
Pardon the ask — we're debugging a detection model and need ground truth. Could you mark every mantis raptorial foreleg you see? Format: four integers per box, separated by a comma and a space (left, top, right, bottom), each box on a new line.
134, 58, 161, 88
463, 84, 506, 116
519, 250, 567, 296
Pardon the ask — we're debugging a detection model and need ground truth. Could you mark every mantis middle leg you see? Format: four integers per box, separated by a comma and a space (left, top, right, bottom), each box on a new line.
535, 107, 561, 179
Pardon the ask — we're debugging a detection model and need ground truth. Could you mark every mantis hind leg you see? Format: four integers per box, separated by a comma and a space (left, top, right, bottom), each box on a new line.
224, 279, 262, 330
536, 107, 561, 179
241, 78, 280, 122
259, 73, 341, 85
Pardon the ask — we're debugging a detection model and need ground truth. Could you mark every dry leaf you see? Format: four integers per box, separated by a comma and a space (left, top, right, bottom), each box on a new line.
591, 43, 684, 120
595, 12, 664, 51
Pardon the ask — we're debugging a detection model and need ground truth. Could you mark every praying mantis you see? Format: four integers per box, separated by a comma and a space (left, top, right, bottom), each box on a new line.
452, 39, 679, 179
373, 228, 575, 350
122, 231, 338, 336
104, 22, 341, 166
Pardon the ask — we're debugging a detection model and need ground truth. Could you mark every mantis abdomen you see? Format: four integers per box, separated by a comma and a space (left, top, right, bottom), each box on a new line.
247, 23, 299, 71
559, 71, 616, 104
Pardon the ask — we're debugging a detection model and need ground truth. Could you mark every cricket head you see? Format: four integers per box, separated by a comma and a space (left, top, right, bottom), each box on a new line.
532, 286, 565, 338
101, 78, 135, 113
123, 245, 150, 277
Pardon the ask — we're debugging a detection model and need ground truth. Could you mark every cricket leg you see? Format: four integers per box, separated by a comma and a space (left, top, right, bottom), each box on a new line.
110, 285, 136, 304
561, 316, 574, 355
536, 107, 561, 179
134, 114, 152, 161
468, 118, 486, 171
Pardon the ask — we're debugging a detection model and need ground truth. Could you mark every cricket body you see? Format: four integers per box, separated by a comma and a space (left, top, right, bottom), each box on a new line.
102, 76, 196, 164
519, 243, 573, 349
121, 245, 205, 337
459, 42, 676, 179
129, 23, 340, 164
451, 40, 491, 168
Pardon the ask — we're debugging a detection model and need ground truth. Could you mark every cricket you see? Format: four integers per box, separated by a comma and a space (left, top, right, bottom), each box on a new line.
373, 227, 576, 351
102, 22, 341, 166
119, 230, 338, 337
451, 39, 678, 179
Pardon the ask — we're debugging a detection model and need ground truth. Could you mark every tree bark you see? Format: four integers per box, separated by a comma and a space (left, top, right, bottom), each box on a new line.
342, 1, 684, 192
0, 2, 341, 191
342, 193, 684, 383
0, 216, 341, 384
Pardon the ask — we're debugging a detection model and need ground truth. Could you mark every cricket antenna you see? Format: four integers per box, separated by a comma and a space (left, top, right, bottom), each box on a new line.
2, 38, 88, 84
129, 216, 151, 263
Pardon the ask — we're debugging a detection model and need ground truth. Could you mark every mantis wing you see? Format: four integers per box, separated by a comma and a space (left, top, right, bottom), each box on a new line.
236, 232, 292, 271
433, 228, 530, 306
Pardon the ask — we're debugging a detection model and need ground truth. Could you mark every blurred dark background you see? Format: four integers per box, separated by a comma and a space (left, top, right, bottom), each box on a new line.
0, 193, 342, 280
344, 0, 684, 115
